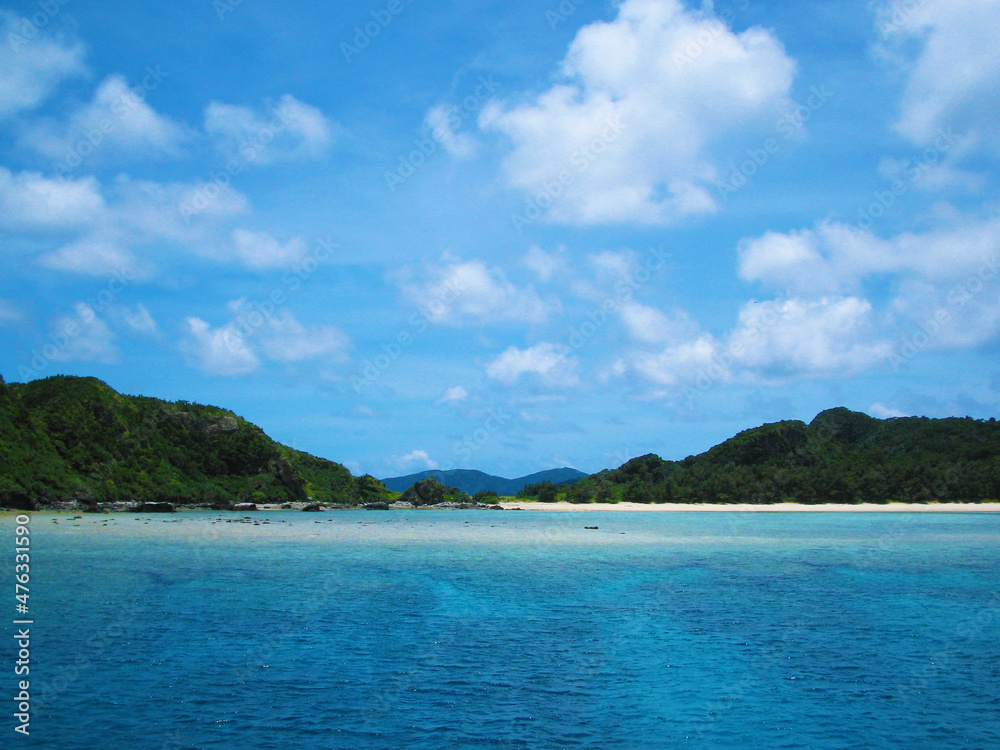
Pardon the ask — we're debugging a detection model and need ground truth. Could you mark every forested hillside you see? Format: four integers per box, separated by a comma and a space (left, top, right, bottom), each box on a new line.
0, 374, 388, 509
543, 408, 1000, 504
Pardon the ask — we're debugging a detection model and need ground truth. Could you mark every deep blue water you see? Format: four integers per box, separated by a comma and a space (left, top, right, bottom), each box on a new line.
2, 510, 999, 749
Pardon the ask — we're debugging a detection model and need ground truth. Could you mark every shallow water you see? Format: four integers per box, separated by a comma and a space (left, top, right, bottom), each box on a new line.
3, 510, 999, 748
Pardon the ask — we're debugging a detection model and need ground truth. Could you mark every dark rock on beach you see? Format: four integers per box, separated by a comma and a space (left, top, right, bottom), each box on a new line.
302, 503, 323, 512
0, 490, 37, 511
131, 502, 175, 513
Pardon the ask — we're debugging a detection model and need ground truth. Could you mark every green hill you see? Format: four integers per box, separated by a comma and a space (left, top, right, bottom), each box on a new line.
550, 408, 1000, 505
0, 374, 389, 509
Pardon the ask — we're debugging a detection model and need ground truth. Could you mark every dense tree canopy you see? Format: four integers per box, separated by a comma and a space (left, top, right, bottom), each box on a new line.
0, 375, 389, 507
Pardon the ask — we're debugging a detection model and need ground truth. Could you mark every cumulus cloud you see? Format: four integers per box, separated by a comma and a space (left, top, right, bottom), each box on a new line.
394, 450, 439, 471
48, 303, 120, 365
0, 168, 104, 231
180, 316, 260, 376
727, 297, 892, 378
121, 303, 158, 335
435, 385, 470, 406
230, 229, 308, 270
876, 0, 1000, 154
486, 342, 579, 387
204, 94, 337, 165
0, 298, 24, 327
738, 215, 1000, 294
14, 172, 251, 279
424, 104, 476, 159
629, 334, 722, 386
523, 245, 566, 282
39, 233, 150, 280
0, 11, 87, 119
618, 295, 892, 388
480, 0, 796, 224
619, 302, 700, 345
21, 74, 189, 164
180, 301, 350, 376
868, 402, 911, 419
398, 257, 552, 325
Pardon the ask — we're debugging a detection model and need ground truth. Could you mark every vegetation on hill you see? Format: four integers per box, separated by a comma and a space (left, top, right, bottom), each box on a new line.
0, 374, 390, 508
400, 477, 471, 506
518, 408, 1000, 505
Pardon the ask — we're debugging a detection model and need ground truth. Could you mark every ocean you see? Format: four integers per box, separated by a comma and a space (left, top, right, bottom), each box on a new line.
3, 510, 999, 749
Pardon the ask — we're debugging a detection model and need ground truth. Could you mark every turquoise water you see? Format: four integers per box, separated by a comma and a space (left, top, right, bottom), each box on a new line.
2, 510, 999, 749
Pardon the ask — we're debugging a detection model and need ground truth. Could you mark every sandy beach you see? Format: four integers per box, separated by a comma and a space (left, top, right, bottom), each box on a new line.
499, 501, 1000, 512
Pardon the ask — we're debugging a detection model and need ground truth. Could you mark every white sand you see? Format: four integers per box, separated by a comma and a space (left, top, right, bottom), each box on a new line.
499, 501, 1000, 512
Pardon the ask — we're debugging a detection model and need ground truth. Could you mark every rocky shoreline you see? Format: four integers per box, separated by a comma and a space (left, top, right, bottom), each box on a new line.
0, 499, 509, 513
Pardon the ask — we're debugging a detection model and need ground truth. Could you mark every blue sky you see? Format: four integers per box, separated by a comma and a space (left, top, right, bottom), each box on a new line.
1, 0, 999, 479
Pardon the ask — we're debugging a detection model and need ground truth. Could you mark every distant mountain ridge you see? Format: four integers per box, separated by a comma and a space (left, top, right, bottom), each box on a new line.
381, 467, 588, 495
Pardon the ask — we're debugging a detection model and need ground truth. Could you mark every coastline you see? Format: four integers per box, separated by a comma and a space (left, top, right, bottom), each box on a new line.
498, 501, 1000, 512
4, 501, 1000, 515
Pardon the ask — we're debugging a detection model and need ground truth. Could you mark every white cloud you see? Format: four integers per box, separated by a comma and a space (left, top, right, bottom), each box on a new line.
230, 229, 307, 270
0, 11, 87, 119
399, 257, 552, 325
0, 168, 104, 231
738, 215, 1000, 294
257, 313, 350, 363
486, 342, 579, 387
619, 302, 700, 345
425, 104, 476, 158
39, 233, 149, 280
22, 74, 189, 163
395, 450, 439, 471
480, 0, 796, 224
204, 94, 336, 165
0, 298, 24, 327
180, 301, 350, 376
49, 303, 119, 365
877, 0, 1000, 153
618, 294, 893, 388
630, 334, 722, 386
868, 402, 910, 419
435, 385, 470, 406
121, 303, 158, 335
180, 317, 261, 376
727, 297, 891, 378
523, 245, 565, 282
